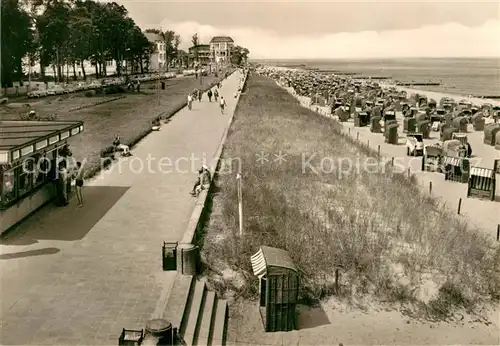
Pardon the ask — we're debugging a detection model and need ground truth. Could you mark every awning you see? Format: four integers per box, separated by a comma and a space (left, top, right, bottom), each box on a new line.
250, 246, 298, 278
470, 167, 493, 178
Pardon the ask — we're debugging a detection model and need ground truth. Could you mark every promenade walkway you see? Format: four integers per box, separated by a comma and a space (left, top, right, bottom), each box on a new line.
0, 70, 243, 345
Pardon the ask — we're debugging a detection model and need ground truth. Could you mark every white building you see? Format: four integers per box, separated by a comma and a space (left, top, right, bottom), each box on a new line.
210, 36, 234, 64
144, 32, 166, 71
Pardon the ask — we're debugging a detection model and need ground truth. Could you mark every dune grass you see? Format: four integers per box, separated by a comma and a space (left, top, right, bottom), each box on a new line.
200, 73, 500, 320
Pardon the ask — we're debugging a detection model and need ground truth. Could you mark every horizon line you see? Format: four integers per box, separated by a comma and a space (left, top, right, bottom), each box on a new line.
250, 56, 500, 61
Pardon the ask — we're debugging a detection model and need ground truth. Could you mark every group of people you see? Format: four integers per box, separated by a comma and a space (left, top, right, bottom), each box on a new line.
56, 160, 84, 207
187, 82, 227, 113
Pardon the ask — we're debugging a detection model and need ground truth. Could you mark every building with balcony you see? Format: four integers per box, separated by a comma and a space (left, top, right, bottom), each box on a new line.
188, 44, 212, 66
144, 32, 167, 71
210, 36, 234, 64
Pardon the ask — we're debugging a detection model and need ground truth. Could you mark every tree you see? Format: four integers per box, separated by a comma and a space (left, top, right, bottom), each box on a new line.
1, 0, 35, 87
191, 33, 200, 66
230, 45, 250, 66
172, 34, 181, 67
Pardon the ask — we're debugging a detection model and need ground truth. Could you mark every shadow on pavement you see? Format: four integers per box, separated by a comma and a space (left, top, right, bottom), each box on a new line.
1, 186, 129, 246
0, 247, 60, 260
297, 304, 331, 330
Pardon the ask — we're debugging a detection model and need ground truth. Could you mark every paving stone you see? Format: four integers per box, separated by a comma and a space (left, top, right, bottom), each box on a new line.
0, 71, 243, 345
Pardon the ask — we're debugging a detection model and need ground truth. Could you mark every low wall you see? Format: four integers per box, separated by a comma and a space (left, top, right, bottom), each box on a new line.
181, 69, 249, 245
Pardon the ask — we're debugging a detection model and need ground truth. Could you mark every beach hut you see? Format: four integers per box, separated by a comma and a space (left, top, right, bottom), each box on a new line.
472, 113, 485, 131
417, 95, 428, 108
428, 99, 437, 109
403, 117, 416, 133
415, 111, 427, 123
416, 120, 431, 139
441, 125, 458, 141
370, 116, 382, 133
385, 124, 399, 144
422, 145, 443, 172
354, 110, 369, 127
443, 103, 454, 113
443, 156, 470, 183
384, 119, 398, 134
483, 123, 500, 146
453, 116, 468, 133
383, 109, 396, 122
250, 246, 299, 332
443, 139, 467, 158
372, 106, 382, 118
467, 161, 497, 201
458, 99, 472, 109
336, 106, 350, 122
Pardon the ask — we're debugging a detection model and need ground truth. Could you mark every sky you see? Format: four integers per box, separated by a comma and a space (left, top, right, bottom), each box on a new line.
113, 0, 500, 59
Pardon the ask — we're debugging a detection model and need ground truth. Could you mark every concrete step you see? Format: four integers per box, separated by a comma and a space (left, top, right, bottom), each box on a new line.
193, 291, 216, 346
180, 280, 206, 346
209, 299, 228, 346
163, 274, 194, 336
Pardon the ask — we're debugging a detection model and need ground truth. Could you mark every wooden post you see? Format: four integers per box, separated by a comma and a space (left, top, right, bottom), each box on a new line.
497, 224, 499, 242
407, 167, 411, 179
377, 145, 380, 156
356, 132, 359, 141
391, 157, 394, 166
348, 128, 350, 135
367, 140, 370, 148
335, 268, 340, 293
457, 198, 462, 215
429, 181, 432, 194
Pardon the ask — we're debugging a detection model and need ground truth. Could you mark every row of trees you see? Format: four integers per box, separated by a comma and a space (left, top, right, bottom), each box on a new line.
1, 0, 250, 88
2, 0, 174, 87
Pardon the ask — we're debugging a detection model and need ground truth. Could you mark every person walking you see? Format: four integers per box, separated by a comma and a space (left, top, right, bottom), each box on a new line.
207, 89, 213, 102
74, 161, 84, 207
219, 96, 227, 114
187, 93, 193, 110
198, 89, 202, 102
213, 89, 219, 102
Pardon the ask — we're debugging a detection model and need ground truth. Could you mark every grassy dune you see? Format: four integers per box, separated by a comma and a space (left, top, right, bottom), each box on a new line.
200, 73, 500, 319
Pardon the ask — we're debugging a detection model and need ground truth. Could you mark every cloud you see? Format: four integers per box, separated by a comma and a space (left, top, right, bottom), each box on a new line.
159, 18, 500, 59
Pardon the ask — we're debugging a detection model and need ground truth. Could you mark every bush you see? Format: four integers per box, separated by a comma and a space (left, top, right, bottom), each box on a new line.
84, 90, 95, 97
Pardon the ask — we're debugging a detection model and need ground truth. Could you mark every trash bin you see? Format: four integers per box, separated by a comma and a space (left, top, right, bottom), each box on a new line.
145, 319, 173, 346
176, 243, 199, 275
162, 242, 177, 271
118, 328, 144, 346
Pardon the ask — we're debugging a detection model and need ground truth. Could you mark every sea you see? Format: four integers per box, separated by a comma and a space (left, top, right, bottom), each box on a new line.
255, 58, 500, 99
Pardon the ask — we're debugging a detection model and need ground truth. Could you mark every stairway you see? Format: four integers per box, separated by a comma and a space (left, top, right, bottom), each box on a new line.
163, 275, 228, 346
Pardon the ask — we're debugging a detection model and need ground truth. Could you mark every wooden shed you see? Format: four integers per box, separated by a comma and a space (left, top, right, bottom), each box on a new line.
483, 123, 500, 146
251, 246, 299, 333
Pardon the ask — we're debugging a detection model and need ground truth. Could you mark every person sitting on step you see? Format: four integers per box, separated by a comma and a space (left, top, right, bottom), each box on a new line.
190, 165, 211, 197
113, 135, 132, 156
152, 118, 161, 131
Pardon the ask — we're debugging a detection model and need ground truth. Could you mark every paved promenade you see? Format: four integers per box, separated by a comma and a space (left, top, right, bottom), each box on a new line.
0, 70, 242, 345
